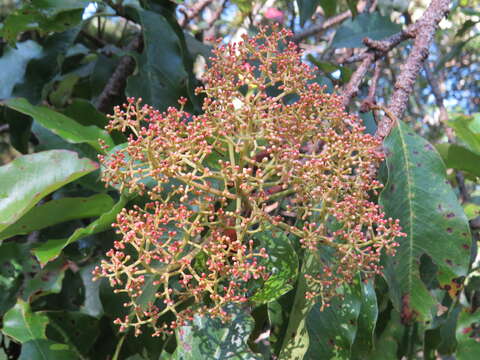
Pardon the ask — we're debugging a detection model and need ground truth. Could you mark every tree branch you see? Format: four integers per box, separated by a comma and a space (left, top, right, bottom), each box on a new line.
341, 28, 416, 107
180, 0, 214, 27
96, 34, 143, 114
377, 0, 451, 138
360, 60, 382, 112
293, 10, 351, 43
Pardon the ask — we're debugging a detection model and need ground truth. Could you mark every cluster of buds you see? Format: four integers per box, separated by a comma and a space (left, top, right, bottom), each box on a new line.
93, 26, 404, 336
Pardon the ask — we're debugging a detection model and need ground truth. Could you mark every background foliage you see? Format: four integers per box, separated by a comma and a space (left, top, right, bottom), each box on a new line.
0, 0, 479, 359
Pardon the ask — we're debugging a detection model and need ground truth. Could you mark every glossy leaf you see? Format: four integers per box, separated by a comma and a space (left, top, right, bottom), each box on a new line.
0, 150, 98, 234
1, 1, 87, 46
3, 98, 114, 152
22, 258, 67, 302
456, 309, 480, 360
0, 41, 42, 99
351, 279, 378, 357
305, 279, 363, 359
332, 13, 401, 48
448, 113, 480, 155
436, 143, 480, 177
61, 98, 109, 128
126, 8, 190, 111
0, 194, 114, 241
173, 305, 261, 360
79, 264, 104, 318
33, 195, 128, 265
251, 229, 298, 304
380, 121, 471, 321
19, 339, 77, 360
13, 29, 79, 104
464, 203, 480, 220
2, 300, 48, 343
277, 253, 317, 360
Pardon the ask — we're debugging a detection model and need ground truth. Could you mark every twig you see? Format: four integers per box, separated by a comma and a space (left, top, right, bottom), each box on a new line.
180, 0, 214, 27
360, 60, 382, 112
377, 0, 451, 139
341, 53, 375, 108
96, 34, 143, 114
293, 10, 351, 42
341, 28, 416, 107
80, 29, 107, 48
206, 0, 227, 29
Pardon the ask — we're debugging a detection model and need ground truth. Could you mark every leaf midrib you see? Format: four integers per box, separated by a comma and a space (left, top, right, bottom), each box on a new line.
395, 125, 415, 296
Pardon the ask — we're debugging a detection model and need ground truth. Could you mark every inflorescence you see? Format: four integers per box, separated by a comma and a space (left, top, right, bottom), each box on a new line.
93, 27, 403, 336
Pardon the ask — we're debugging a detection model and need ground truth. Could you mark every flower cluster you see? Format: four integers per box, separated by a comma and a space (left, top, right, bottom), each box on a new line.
93, 26, 403, 336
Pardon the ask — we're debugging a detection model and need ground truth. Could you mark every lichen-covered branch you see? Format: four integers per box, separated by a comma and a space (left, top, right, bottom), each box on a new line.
378, 0, 451, 138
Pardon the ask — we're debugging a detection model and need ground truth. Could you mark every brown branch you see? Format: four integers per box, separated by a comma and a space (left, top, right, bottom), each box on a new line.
341, 53, 375, 108
360, 61, 382, 112
96, 34, 143, 114
293, 10, 351, 42
180, 0, 214, 27
341, 28, 416, 107
377, 0, 451, 139
206, 0, 226, 29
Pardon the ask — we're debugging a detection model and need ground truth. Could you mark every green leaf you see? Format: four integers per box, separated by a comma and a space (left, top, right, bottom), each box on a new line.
435, 143, 480, 177
1, 106, 32, 154
305, 278, 365, 359
2, 300, 48, 343
61, 99, 109, 128
33, 195, 128, 265
319, 0, 337, 17
79, 264, 103, 318
351, 280, 378, 357
346, 0, 359, 17
448, 113, 480, 155
252, 229, 298, 304
13, 29, 80, 104
126, 9, 191, 111
0, 194, 114, 241
379, 121, 471, 321
173, 305, 261, 360
22, 258, 67, 302
19, 339, 77, 360
0, 150, 98, 234
456, 309, 480, 360
367, 309, 404, 359
297, 0, 320, 26
332, 13, 401, 48
277, 253, 318, 360
464, 203, 480, 220
47, 311, 100, 355
1, 1, 87, 46
0, 243, 38, 316
3, 98, 114, 152
0, 41, 43, 99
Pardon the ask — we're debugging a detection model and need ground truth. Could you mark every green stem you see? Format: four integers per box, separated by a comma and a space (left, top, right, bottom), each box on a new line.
112, 334, 126, 360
